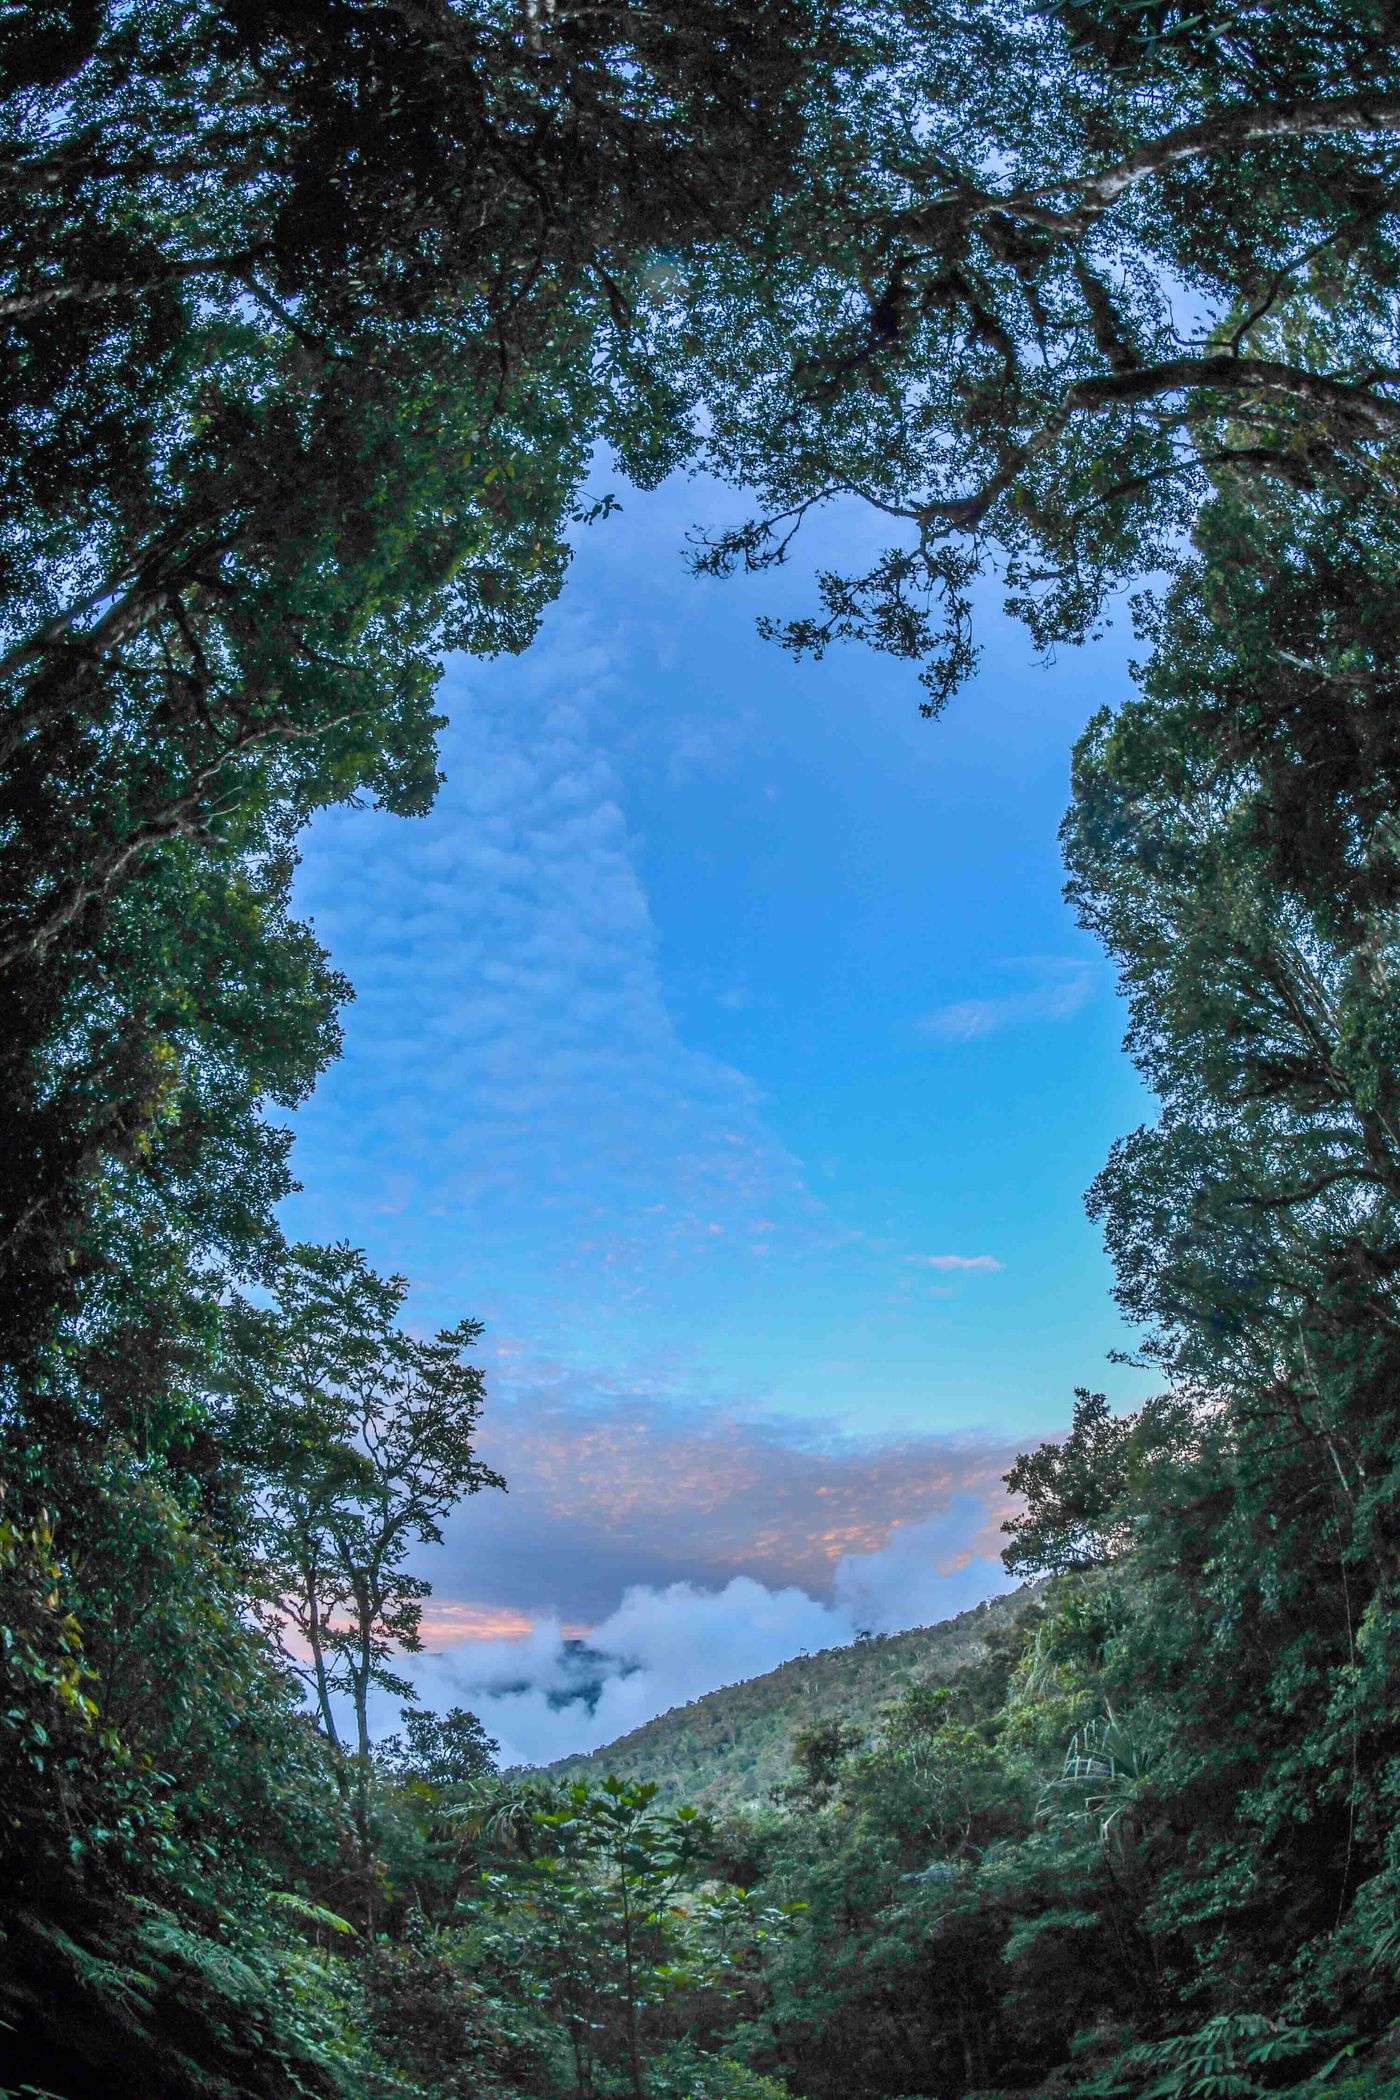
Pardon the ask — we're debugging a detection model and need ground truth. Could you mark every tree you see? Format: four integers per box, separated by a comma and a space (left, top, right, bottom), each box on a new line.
0, 0, 824, 1388
1041, 481, 1400, 2030
378, 1704, 499, 1793
664, 0, 1400, 710
0, 1440, 349, 2100
1002, 1388, 1198, 1577
698, 251, 1400, 2057
0, 16, 828, 2090
781, 1719, 863, 1808
14, 8, 1400, 2094
249, 1242, 505, 1876
472, 1775, 784, 2100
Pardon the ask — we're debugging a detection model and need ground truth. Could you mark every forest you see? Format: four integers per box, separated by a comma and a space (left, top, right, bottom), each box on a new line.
5, 0, 1400, 2094
543, 1597, 1040, 1812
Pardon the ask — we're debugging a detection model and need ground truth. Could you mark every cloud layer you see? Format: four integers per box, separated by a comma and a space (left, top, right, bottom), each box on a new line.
427, 1351, 1021, 1624
376, 1497, 1014, 1769
289, 616, 817, 1305
358, 1364, 1024, 1765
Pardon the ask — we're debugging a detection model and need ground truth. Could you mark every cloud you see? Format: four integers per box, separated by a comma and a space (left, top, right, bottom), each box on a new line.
415, 1603, 541, 1643
406, 1578, 852, 1768
280, 480, 1064, 1769
372, 1503, 1015, 1768
422, 1349, 1022, 1626
287, 607, 820, 1300
833, 1494, 1013, 1634
908, 1254, 1003, 1273
339, 1353, 1031, 1759
917, 959, 1094, 1043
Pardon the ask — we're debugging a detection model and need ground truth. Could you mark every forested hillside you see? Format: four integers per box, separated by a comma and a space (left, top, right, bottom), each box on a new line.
7, 3, 1400, 2098
547, 1591, 1038, 1812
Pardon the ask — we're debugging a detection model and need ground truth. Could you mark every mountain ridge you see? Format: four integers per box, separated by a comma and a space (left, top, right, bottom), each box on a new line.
536, 1582, 1042, 1814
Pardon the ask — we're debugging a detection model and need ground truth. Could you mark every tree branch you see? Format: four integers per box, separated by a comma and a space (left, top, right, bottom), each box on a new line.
0, 247, 272, 320
1067, 355, 1400, 434
1036, 92, 1400, 222
899, 93, 1400, 242
916, 356, 1400, 535
0, 709, 365, 971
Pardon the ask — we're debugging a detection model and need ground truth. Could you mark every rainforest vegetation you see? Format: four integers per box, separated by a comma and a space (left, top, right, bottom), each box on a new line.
545, 1596, 1038, 1811
6, 1, 1400, 2094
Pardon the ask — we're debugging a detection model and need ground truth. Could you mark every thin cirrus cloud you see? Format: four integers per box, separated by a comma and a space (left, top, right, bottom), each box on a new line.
917, 958, 1095, 1043
908, 1253, 1003, 1273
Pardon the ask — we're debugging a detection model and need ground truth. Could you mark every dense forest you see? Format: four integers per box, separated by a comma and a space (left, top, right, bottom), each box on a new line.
6, 1, 1400, 2095
546, 1595, 1039, 1812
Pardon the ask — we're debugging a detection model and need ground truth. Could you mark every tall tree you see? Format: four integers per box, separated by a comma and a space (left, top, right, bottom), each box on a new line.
248, 1242, 504, 1868
1046, 483, 1400, 2027
0, 13, 823, 2086
664, 0, 1400, 709
0, 0, 823, 1389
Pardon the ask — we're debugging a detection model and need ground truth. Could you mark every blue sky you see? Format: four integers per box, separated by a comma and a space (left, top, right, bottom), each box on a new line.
282, 469, 1156, 1764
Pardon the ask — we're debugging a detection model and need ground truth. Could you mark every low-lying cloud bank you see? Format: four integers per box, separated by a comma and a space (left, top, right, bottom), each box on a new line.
371, 1492, 1015, 1768
344, 1356, 1034, 1766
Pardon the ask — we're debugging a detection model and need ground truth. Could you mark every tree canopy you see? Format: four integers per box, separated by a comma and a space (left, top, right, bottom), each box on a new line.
0, 0, 819, 1386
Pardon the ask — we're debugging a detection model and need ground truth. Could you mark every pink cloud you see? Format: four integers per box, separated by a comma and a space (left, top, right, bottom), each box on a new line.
424, 1360, 1025, 1623
416, 1603, 537, 1643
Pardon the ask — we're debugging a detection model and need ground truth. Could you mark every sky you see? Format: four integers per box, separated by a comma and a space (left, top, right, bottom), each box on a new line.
281, 467, 1156, 1767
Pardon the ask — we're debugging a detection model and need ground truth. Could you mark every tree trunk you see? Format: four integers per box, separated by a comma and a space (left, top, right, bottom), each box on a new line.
351, 1588, 377, 1932
304, 1563, 341, 1753
619, 1875, 643, 2100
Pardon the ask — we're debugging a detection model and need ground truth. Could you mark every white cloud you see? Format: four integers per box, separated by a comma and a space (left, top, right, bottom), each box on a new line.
917, 959, 1094, 1043
372, 1507, 1014, 1769
908, 1254, 1003, 1273
365, 1580, 850, 1767
832, 1494, 1013, 1635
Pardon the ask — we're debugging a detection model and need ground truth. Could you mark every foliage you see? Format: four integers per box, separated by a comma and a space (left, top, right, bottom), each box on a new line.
671, 0, 1400, 713
1071, 2012, 1357, 2099
245, 1240, 503, 1880
379, 1707, 500, 1793
0, 14, 831, 2063
0, 1446, 347, 2098
547, 1592, 1036, 1813
644, 2045, 796, 2100
467, 1776, 796, 2100
0, 0, 822, 1390
12, 3, 1400, 2098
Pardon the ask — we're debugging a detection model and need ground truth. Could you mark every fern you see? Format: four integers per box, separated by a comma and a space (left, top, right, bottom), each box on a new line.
131, 1900, 268, 2004
1074, 2013, 1357, 2099
18, 1914, 156, 2016
266, 1891, 359, 1939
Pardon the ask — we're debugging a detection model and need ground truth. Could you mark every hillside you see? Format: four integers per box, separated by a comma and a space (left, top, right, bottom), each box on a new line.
544, 1584, 1043, 1814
